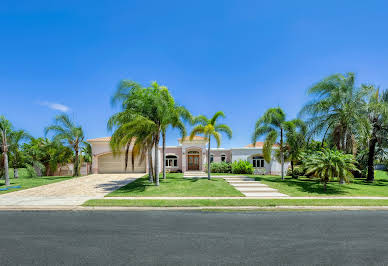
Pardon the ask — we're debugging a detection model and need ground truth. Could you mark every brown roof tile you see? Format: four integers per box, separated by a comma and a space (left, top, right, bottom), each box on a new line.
244, 141, 279, 148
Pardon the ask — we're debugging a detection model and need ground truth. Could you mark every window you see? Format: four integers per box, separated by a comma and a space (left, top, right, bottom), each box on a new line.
221, 154, 226, 162
165, 155, 178, 167
252, 156, 264, 168
188, 151, 200, 154
210, 154, 214, 163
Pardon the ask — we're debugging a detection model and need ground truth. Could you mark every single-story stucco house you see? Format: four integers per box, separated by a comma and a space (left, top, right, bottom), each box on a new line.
87, 136, 289, 176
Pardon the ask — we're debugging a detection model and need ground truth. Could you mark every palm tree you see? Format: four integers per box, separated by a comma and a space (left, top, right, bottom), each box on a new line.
252, 107, 289, 180
304, 149, 359, 190
109, 80, 174, 186
0, 116, 12, 185
299, 73, 369, 154
81, 143, 92, 175
283, 119, 307, 178
189, 111, 232, 180
45, 114, 85, 177
364, 86, 388, 182
161, 104, 192, 179
8, 129, 31, 178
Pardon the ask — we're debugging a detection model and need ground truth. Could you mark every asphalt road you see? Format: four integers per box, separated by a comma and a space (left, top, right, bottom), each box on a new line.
0, 210, 388, 265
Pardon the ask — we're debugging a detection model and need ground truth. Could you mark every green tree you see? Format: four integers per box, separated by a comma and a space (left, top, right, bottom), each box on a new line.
282, 119, 307, 178
109, 80, 176, 186
0, 116, 12, 185
252, 107, 291, 180
304, 149, 359, 190
45, 114, 85, 177
8, 129, 31, 178
23, 137, 73, 176
161, 104, 192, 179
189, 111, 232, 180
81, 143, 93, 175
299, 73, 369, 154
364, 86, 388, 181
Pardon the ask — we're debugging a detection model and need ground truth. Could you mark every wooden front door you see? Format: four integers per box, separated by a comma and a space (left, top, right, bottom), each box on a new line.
187, 155, 200, 170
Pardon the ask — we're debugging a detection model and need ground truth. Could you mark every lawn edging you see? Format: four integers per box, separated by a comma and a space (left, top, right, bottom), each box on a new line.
83, 198, 388, 207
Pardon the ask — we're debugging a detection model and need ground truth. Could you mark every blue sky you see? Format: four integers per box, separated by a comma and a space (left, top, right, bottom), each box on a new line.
1, 0, 388, 148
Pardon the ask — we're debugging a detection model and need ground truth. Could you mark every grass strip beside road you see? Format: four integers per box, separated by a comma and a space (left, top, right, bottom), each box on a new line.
83, 198, 388, 207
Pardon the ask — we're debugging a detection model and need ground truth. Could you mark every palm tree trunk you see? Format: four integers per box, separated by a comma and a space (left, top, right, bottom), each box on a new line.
207, 137, 211, 180
14, 168, 18, 179
3, 152, 9, 186
148, 148, 153, 183
154, 135, 160, 186
366, 134, 378, 182
162, 131, 166, 179
280, 128, 284, 180
74, 148, 79, 177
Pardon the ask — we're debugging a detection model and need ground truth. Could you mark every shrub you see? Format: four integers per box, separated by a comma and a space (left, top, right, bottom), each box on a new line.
209, 162, 231, 173
287, 166, 305, 178
231, 160, 254, 174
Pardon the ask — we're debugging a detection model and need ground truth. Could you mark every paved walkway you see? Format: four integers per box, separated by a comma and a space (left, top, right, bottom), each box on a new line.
222, 176, 289, 197
0, 174, 142, 206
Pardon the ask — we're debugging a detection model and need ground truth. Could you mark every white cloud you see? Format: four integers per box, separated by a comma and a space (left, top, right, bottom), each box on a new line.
39, 101, 70, 112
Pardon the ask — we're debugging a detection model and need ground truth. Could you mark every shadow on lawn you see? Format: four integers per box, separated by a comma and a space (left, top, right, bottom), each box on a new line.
255, 176, 356, 195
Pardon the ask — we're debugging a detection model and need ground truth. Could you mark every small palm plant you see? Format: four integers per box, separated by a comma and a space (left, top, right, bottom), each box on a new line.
45, 114, 85, 177
189, 112, 232, 180
303, 149, 359, 191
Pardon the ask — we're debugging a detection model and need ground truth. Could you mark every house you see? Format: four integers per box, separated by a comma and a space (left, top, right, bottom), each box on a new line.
88, 136, 289, 176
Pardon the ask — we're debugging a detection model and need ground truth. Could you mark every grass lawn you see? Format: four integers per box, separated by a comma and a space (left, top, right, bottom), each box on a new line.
0, 168, 72, 195
254, 170, 388, 197
84, 198, 388, 207
106, 173, 244, 197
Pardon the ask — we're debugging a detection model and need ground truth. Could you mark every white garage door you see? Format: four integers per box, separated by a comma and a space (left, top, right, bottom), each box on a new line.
98, 153, 146, 173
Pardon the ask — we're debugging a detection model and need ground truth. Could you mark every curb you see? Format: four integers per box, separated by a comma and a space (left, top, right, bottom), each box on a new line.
2, 206, 388, 211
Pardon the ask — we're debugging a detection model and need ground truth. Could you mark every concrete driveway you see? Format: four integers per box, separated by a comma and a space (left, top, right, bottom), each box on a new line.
0, 173, 143, 206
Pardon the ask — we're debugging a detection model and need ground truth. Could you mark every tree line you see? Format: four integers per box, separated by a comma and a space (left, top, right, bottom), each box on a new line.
2, 72, 387, 190
252, 72, 388, 189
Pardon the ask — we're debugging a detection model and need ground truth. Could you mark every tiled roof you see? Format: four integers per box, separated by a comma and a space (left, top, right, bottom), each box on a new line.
179, 136, 207, 141
244, 141, 279, 148
87, 137, 111, 142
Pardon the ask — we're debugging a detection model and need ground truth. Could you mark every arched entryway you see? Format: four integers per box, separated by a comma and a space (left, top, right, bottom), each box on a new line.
187, 150, 200, 170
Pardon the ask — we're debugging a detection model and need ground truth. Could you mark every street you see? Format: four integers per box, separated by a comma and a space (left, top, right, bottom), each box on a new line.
0, 210, 387, 265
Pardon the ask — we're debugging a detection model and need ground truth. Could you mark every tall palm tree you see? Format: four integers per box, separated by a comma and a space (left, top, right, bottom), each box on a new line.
189, 111, 232, 180
45, 114, 85, 177
299, 73, 369, 154
161, 104, 192, 179
283, 119, 307, 177
252, 107, 288, 180
0, 116, 12, 185
8, 129, 31, 178
109, 80, 173, 186
364, 86, 388, 181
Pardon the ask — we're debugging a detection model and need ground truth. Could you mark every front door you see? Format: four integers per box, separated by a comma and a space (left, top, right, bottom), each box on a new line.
187, 155, 200, 170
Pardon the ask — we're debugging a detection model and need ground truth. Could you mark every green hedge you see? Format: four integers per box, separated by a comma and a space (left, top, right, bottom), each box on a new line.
209, 162, 232, 173
231, 160, 254, 174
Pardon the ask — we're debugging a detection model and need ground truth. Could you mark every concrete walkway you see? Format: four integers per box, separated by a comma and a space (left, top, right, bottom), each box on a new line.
222, 176, 289, 197
0, 173, 143, 206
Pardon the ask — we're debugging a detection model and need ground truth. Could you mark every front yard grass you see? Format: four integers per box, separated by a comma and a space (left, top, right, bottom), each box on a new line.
256, 170, 388, 197
106, 173, 244, 197
213, 171, 388, 197
0, 168, 72, 194
84, 198, 388, 207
